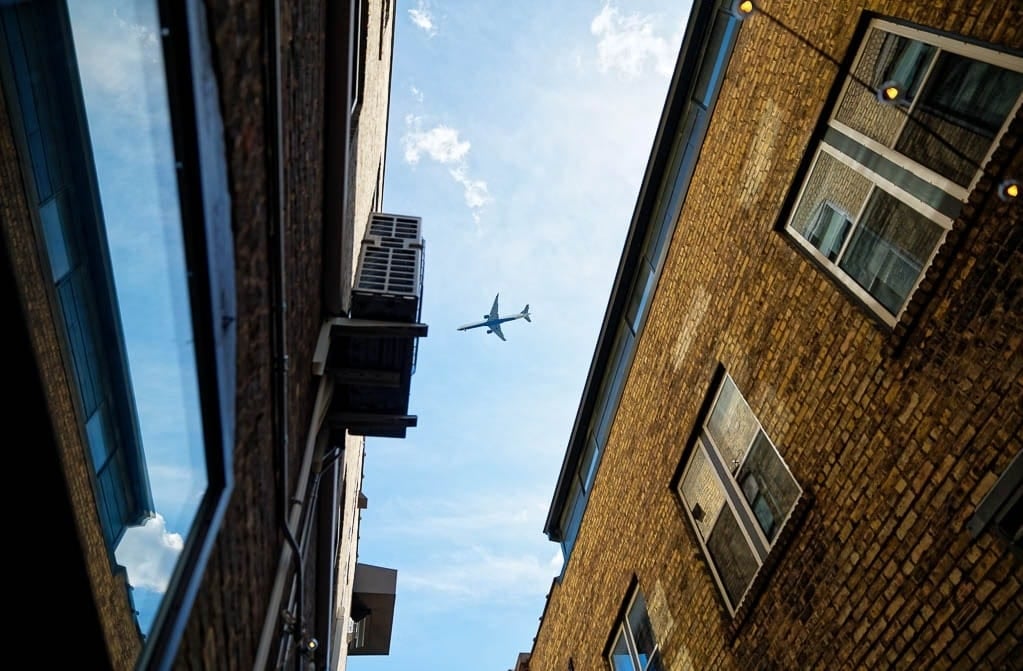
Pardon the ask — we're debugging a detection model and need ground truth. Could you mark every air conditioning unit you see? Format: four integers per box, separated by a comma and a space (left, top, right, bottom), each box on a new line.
351, 213, 424, 324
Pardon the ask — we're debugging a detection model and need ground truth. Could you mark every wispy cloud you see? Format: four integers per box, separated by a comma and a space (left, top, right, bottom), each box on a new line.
591, 2, 677, 77
368, 490, 558, 608
408, 0, 437, 37
115, 514, 184, 593
403, 116, 470, 164
449, 166, 491, 212
410, 85, 425, 103
401, 546, 556, 607
403, 114, 491, 222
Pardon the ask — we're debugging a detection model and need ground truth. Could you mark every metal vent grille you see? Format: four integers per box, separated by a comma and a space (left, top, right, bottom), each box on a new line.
355, 246, 418, 293
367, 213, 421, 242
352, 212, 424, 324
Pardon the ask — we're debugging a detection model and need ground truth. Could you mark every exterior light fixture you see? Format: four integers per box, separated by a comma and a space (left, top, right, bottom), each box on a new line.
734, 0, 755, 16
999, 178, 1020, 202
876, 80, 902, 104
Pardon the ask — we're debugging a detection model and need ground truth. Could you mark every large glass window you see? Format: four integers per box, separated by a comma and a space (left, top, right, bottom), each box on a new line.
1, 0, 233, 665
677, 374, 801, 615
609, 590, 663, 671
785, 20, 1023, 325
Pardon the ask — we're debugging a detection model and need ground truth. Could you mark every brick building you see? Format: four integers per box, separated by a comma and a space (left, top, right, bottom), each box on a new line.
525, 0, 1022, 669
2, 1, 419, 670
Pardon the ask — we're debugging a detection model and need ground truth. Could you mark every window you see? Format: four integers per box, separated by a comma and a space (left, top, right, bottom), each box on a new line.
608, 590, 663, 671
676, 374, 801, 615
968, 450, 1022, 560
784, 20, 1023, 325
1, 0, 234, 666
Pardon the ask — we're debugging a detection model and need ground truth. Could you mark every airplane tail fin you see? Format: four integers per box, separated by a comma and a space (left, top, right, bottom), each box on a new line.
522, 305, 531, 322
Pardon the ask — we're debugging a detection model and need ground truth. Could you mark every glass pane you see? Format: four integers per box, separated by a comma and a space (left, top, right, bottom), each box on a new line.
835, 29, 935, 146
64, 0, 209, 639
40, 196, 71, 280
644, 650, 665, 671
804, 202, 851, 261
789, 152, 872, 258
705, 504, 759, 610
628, 593, 657, 666
611, 630, 636, 671
736, 431, 801, 543
839, 189, 944, 314
561, 480, 587, 558
680, 440, 726, 540
706, 376, 759, 471
897, 51, 1023, 187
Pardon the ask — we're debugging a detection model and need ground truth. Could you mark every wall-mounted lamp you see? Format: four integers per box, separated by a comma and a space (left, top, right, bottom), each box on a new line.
734, 0, 756, 17
876, 80, 902, 105
999, 178, 1020, 202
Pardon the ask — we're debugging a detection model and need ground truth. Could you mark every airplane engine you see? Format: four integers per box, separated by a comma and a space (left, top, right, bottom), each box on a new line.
486, 329, 492, 334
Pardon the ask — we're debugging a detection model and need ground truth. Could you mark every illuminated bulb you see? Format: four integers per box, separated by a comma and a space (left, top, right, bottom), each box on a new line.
876, 80, 902, 104
999, 179, 1020, 202
738, 0, 754, 13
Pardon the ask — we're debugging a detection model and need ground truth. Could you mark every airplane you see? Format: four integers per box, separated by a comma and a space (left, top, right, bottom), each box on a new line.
457, 293, 531, 341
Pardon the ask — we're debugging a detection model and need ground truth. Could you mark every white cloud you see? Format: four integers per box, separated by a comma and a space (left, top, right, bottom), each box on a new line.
402, 546, 556, 607
591, 3, 676, 77
367, 492, 557, 608
115, 514, 184, 593
410, 85, 425, 103
408, 0, 437, 36
450, 167, 492, 221
402, 115, 491, 223
403, 115, 471, 165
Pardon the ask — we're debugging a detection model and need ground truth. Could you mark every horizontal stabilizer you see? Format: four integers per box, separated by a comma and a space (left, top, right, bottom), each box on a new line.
522, 305, 531, 322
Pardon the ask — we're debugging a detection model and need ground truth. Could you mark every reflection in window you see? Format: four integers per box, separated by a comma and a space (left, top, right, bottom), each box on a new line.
678, 373, 801, 614
787, 20, 1023, 324
609, 590, 664, 671
1, 0, 208, 642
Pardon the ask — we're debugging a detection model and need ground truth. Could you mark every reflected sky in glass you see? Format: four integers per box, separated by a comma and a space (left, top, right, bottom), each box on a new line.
66, 0, 207, 637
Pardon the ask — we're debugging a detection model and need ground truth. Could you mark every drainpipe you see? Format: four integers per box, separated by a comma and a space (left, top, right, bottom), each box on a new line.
252, 0, 311, 667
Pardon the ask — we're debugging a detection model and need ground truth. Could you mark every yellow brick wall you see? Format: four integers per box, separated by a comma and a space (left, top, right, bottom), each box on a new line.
529, 1, 1023, 669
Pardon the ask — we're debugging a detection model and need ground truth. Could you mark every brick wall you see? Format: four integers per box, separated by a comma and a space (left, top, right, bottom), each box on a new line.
529, 1, 1022, 670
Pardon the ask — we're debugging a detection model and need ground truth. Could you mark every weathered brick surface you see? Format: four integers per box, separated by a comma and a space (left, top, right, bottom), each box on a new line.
529, 1, 1023, 670
174, 1, 393, 668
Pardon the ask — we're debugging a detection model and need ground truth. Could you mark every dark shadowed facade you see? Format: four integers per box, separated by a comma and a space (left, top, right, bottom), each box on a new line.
522, 0, 1022, 669
2, 1, 418, 670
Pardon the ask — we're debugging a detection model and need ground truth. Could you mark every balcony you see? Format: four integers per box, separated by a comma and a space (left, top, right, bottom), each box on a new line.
314, 213, 427, 438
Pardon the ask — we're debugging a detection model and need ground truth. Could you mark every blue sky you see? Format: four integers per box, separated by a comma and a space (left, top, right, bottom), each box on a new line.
352, 2, 692, 669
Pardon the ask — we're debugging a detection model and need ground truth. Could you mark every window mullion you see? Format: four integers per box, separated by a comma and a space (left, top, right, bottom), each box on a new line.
702, 431, 770, 560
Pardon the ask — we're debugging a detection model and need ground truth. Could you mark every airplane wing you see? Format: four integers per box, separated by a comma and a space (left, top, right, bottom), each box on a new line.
488, 294, 500, 320
490, 322, 506, 341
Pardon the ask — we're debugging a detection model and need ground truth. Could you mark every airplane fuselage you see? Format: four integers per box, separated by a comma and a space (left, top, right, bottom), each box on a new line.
457, 314, 527, 331
457, 294, 530, 340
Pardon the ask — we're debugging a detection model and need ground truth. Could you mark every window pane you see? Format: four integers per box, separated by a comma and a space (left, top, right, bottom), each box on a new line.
40, 196, 71, 280
897, 52, 1023, 186
736, 431, 801, 543
706, 504, 759, 609
835, 29, 935, 146
788, 153, 872, 264
839, 189, 944, 314
611, 630, 635, 671
680, 440, 726, 540
644, 650, 665, 671
804, 202, 851, 261
627, 593, 657, 666
706, 376, 759, 471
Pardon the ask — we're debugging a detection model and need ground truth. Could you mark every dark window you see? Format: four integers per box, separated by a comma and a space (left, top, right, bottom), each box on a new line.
677, 374, 801, 614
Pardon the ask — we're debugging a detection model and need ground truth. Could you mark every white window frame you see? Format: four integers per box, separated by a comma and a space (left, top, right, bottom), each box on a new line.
677, 373, 802, 616
607, 590, 662, 671
784, 19, 1023, 326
